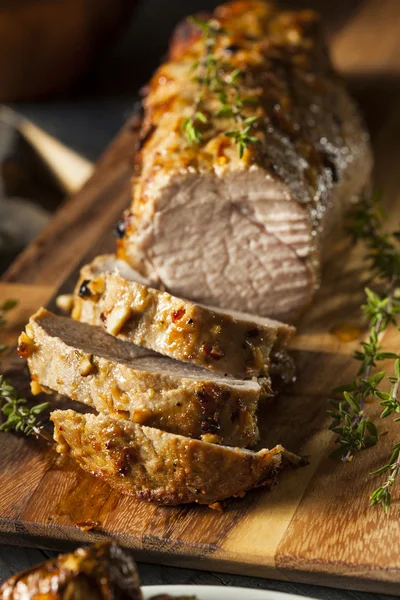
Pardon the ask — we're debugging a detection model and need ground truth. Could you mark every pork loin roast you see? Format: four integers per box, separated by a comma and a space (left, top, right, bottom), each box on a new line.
21, 308, 264, 447
72, 254, 294, 379
51, 409, 302, 505
117, 0, 372, 321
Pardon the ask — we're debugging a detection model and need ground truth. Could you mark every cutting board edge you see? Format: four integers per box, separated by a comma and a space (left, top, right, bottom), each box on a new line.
1, 526, 400, 596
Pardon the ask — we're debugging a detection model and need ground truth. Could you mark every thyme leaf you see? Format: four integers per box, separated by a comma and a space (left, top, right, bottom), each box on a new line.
370, 440, 400, 513
0, 300, 51, 439
0, 375, 50, 437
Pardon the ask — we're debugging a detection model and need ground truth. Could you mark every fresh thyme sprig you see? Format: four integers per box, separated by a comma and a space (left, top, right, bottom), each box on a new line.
377, 358, 400, 420
0, 375, 49, 437
369, 359, 400, 512
219, 71, 260, 159
328, 290, 390, 461
0, 299, 50, 439
183, 17, 260, 158
370, 444, 400, 513
328, 192, 400, 510
182, 17, 223, 145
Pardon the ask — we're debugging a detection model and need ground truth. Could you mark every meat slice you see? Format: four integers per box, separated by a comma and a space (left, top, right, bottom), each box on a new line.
72, 254, 294, 379
0, 542, 142, 600
51, 409, 302, 506
21, 308, 263, 447
117, 0, 372, 322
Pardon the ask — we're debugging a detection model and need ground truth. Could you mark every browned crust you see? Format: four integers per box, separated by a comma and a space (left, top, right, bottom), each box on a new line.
168, 12, 206, 61
51, 410, 302, 506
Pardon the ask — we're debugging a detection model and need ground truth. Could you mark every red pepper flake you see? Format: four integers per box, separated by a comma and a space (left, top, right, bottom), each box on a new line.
172, 307, 186, 322
203, 344, 225, 361
17, 342, 29, 358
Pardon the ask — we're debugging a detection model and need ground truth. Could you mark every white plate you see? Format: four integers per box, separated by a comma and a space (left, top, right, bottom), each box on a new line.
143, 585, 315, 600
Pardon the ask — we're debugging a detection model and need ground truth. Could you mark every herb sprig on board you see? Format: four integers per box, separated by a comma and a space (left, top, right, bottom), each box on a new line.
0, 299, 50, 439
328, 193, 400, 511
182, 17, 260, 158
0, 375, 49, 437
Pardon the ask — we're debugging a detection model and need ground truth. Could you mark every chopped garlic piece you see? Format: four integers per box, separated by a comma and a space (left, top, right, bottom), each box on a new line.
89, 276, 106, 295
106, 305, 131, 336
56, 294, 74, 313
30, 380, 43, 395
79, 356, 95, 377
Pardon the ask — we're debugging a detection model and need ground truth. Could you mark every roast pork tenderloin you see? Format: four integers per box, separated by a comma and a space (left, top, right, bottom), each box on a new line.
117, 0, 372, 321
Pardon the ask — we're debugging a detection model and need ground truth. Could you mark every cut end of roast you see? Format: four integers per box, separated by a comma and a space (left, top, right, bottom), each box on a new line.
122, 169, 316, 322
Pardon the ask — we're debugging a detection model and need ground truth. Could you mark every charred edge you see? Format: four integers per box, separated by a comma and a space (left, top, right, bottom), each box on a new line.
247, 328, 260, 338
167, 13, 210, 61
115, 210, 134, 240
116, 447, 137, 477
112, 219, 126, 239
320, 150, 338, 183
136, 123, 156, 153
224, 43, 241, 55
78, 280, 92, 299
136, 487, 205, 505
128, 100, 144, 131
195, 385, 231, 435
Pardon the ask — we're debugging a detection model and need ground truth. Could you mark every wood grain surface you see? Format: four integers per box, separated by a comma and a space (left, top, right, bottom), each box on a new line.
1, 0, 400, 595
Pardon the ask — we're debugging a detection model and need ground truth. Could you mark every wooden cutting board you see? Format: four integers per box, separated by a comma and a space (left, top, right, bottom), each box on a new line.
2, 0, 400, 594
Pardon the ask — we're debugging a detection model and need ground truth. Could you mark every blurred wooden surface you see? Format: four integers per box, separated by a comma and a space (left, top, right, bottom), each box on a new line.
2, 0, 400, 597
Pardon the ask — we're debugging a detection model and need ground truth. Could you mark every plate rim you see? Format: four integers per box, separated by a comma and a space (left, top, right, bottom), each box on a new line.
142, 584, 316, 600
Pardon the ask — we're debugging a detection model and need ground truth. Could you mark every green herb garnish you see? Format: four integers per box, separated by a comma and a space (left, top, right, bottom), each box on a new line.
183, 17, 260, 158
0, 375, 49, 436
0, 300, 50, 439
328, 192, 400, 511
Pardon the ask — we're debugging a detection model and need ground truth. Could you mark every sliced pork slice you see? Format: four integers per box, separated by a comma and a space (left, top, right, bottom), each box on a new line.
51, 409, 303, 506
117, 0, 372, 322
21, 308, 263, 447
72, 254, 294, 379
